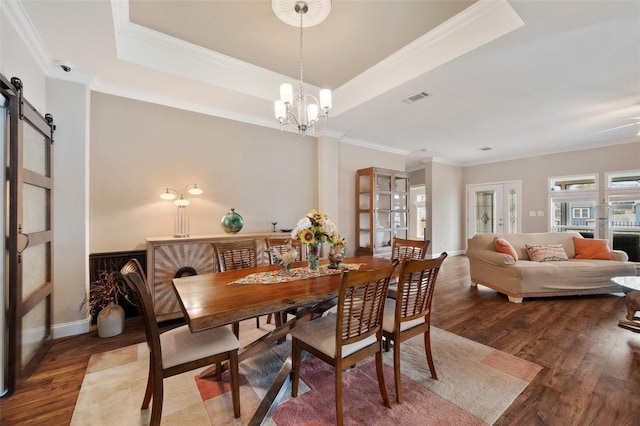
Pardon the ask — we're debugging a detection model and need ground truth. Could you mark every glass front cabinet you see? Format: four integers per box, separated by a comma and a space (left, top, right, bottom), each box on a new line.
356, 167, 409, 256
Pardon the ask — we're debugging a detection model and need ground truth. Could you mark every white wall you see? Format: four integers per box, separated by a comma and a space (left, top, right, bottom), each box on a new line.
47, 77, 90, 335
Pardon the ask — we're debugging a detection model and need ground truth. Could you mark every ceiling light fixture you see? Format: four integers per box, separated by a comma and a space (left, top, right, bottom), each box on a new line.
273, 0, 332, 136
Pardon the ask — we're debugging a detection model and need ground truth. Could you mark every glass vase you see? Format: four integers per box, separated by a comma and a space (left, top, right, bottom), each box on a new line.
308, 243, 320, 272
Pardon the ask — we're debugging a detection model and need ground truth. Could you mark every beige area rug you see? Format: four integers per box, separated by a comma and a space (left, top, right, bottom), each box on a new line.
71, 327, 541, 425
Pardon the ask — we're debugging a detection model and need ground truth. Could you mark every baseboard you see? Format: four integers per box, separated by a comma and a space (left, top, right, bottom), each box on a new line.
52, 317, 91, 339
431, 249, 465, 258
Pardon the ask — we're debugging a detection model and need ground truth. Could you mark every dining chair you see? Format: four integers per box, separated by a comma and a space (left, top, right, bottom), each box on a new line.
264, 237, 303, 330
387, 238, 431, 299
290, 260, 399, 425
120, 259, 240, 425
382, 253, 447, 403
214, 239, 263, 330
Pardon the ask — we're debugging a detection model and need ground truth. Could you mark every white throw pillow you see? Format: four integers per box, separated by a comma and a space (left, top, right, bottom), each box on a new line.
525, 244, 568, 262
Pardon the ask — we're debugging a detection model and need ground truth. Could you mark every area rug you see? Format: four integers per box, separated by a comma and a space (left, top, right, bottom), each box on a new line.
71, 327, 541, 425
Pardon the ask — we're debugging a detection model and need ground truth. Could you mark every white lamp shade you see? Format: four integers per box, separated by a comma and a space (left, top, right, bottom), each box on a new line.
319, 89, 332, 110
174, 198, 190, 207
275, 100, 286, 120
187, 186, 203, 195
160, 191, 176, 200
307, 103, 319, 122
280, 84, 293, 104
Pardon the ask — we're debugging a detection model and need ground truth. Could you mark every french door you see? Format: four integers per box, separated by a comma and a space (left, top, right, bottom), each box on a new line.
467, 181, 521, 239
2, 75, 54, 395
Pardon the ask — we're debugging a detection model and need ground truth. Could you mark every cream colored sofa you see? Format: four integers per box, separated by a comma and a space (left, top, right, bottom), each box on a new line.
466, 232, 636, 303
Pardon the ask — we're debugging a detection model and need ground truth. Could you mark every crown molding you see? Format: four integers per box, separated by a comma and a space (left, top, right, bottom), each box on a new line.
1, 0, 51, 73
339, 136, 409, 156
332, 0, 525, 115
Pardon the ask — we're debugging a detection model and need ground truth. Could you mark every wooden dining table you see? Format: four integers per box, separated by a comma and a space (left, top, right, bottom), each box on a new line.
172, 255, 393, 424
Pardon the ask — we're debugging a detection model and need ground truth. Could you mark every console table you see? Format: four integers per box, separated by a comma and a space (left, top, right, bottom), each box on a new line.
147, 232, 293, 321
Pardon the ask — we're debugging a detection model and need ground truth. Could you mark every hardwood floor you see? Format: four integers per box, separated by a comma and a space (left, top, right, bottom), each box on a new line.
1, 255, 639, 425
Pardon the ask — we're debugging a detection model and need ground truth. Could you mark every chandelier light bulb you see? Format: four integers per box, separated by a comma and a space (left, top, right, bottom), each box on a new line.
187, 184, 203, 195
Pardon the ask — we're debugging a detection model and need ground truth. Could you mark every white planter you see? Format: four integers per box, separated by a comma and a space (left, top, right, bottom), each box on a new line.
97, 303, 125, 338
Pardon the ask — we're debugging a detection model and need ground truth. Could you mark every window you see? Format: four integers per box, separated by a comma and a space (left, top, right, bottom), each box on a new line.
549, 174, 598, 236
572, 208, 590, 219
606, 170, 640, 262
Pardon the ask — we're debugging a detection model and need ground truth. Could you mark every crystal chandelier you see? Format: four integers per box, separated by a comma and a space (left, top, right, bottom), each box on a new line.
273, 0, 332, 136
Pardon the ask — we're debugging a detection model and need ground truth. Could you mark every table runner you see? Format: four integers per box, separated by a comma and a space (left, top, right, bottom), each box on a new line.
230, 263, 363, 285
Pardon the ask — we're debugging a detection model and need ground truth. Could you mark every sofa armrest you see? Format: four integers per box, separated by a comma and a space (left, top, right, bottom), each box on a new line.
467, 249, 516, 266
611, 250, 629, 262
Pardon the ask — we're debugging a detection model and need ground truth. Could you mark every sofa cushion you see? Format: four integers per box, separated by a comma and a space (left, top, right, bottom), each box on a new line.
525, 243, 569, 262
495, 237, 518, 261
573, 237, 612, 260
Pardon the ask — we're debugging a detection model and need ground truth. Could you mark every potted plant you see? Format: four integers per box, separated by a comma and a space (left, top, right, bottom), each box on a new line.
82, 270, 135, 338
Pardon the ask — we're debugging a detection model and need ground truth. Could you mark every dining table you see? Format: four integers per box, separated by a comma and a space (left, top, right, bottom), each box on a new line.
172, 255, 394, 425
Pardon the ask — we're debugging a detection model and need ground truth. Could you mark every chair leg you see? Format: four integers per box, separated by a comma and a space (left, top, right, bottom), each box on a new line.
424, 329, 438, 380
141, 358, 153, 409
256, 316, 260, 328
375, 350, 391, 408
232, 322, 239, 339
150, 375, 163, 426
215, 362, 222, 381
266, 313, 273, 324
393, 337, 403, 403
335, 367, 344, 426
229, 350, 241, 418
291, 338, 301, 397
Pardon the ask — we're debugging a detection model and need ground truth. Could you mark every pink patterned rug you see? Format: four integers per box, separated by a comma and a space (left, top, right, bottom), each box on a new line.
72, 327, 542, 425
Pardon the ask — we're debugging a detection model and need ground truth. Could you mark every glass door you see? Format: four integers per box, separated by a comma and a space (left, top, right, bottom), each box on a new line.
467, 181, 522, 239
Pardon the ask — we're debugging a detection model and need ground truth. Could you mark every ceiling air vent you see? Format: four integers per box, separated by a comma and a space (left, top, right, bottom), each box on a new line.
402, 91, 429, 104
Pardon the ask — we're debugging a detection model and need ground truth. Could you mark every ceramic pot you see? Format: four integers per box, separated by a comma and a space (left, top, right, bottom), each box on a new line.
221, 208, 244, 234
97, 303, 125, 338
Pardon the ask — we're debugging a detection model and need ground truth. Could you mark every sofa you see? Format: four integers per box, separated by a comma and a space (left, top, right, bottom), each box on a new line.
466, 231, 637, 303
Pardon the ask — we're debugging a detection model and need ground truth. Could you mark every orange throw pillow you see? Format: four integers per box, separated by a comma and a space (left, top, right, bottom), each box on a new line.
495, 237, 518, 261
572, 237, 612, 260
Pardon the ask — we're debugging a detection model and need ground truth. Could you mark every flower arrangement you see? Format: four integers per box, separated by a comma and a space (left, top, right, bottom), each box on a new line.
291, 209, 340, 247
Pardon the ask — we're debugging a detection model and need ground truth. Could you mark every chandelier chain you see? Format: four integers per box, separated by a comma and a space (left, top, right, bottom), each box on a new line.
298, 10, 304, 92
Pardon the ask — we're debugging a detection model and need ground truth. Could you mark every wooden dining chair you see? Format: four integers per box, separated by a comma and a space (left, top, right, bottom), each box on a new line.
382, 253, 447, 403
290, 260, 399, 425
387, 238, 431, 299
264, 237, 303, 263
120, 259, 240, 425
214, 240, 263, 330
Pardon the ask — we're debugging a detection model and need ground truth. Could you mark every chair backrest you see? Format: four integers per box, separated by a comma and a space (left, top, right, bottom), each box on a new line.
120, 257, 147, 284
120, 260, 162, 366
336, 260, 399, 350
395, 253, 447, 325
214, 240, 258, 271
391, 238, 430, 261
264, 237, 303, 265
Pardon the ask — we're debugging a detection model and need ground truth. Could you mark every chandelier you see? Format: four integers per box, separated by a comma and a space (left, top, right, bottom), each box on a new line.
273, 0, 332, 136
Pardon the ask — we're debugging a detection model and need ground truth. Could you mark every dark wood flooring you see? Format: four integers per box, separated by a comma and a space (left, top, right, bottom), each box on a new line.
1, 255, 639, 425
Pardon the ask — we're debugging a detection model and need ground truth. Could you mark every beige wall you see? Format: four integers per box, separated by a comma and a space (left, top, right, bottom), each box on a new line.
89, 93, 318, 253
463, 142, 640, 233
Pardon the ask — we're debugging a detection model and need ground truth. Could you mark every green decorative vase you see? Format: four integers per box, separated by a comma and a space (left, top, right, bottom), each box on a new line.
221, 208, 244, 234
